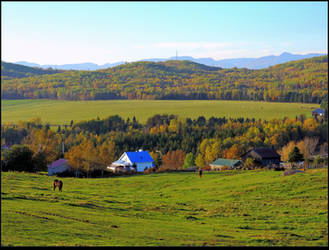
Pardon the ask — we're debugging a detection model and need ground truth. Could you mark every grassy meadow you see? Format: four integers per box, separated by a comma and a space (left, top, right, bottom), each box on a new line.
1, 169, 328, 246
1, 99, 319, 124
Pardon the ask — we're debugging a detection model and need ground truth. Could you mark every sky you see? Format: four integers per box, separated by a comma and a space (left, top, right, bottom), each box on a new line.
1, 1, 328, 64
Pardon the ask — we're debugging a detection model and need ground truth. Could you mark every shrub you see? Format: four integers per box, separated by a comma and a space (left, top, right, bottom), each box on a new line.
3, 145, 35, 172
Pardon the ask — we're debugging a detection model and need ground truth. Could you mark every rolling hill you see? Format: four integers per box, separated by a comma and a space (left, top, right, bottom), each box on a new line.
1, 61, 65, 80
1, 56, 328, 103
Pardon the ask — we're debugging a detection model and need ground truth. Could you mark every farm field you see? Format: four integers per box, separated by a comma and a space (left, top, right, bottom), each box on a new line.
1, 169, 328, 246
1, 99, 319, 124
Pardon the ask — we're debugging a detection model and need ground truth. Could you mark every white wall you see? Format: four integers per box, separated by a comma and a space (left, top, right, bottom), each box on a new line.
48, 164, 69, 176
136, 162, 153, 172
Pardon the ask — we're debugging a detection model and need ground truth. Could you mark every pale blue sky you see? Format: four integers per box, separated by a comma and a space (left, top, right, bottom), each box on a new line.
1, 1, 328, 64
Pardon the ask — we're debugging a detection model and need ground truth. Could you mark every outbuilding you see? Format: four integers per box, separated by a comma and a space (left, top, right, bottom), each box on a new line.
210, 158, 242, 170
47, 158, 70, 176
242, 147, 281, 168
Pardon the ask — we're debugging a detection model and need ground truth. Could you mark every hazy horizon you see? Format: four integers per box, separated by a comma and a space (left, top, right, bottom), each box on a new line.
5, 51, 326, 66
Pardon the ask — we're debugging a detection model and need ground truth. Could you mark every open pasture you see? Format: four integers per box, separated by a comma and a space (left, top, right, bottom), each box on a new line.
1, 99, 319, 124
1, 169, 327, 246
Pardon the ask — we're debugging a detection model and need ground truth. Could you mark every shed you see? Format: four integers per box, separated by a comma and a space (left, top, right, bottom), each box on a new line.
242, 147, 281, 167
47, 158, 70, 176
210, 158, 242, 170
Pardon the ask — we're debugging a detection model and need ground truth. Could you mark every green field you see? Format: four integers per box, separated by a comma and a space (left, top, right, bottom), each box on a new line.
1, 99, 319, 124
1, 169, 327, 246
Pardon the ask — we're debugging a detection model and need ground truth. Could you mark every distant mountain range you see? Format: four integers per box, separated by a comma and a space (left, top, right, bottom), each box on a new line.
15, 52, 326, 71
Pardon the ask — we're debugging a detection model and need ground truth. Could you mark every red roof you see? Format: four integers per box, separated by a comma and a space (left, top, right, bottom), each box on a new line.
48, 158, 68, 168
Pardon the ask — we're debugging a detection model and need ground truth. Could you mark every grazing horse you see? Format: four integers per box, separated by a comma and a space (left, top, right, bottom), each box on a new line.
198, 169, 203, 178
53, 179, 63, 192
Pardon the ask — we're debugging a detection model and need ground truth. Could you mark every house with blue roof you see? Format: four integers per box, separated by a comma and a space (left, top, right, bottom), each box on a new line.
312, 108, 325, 117
118, 150, 155, 172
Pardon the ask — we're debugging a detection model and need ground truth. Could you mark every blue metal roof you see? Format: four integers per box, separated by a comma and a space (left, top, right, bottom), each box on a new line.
125, 151, 154, 163
313, 108, 324, 113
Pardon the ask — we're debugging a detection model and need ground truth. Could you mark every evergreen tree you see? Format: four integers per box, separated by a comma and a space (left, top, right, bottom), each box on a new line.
288, 146, 304, 163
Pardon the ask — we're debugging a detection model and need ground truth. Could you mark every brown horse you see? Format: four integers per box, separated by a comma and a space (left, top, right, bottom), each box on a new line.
53, 179, 63, 192
198, 169, 203, 178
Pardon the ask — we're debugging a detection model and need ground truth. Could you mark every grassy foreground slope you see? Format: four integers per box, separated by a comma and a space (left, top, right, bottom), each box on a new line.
1, 99, 319, 124
1, 169, 327, 246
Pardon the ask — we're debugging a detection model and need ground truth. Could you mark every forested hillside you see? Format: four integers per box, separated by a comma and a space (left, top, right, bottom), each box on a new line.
1, 61, 64, 80
1, 56, 327, 103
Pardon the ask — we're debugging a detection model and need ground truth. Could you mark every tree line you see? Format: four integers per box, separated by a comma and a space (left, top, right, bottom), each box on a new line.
1, 113, 327, 176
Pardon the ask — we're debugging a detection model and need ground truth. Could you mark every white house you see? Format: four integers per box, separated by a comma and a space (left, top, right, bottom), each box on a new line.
117, 150, 155, 172
312, 108, 325, 117
47, 158, 70, 176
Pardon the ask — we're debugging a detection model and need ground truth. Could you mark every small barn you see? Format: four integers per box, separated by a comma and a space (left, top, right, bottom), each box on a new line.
1, 143, 10, 150
210, 158, 242, 170
118, 150, 155, 172
47, 158, 70, 176
242, 147, 281, 168
312, 108, 324, 117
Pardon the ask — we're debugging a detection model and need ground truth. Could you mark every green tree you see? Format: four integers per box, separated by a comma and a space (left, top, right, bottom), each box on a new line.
3, 145, 35, 172
288, 146, 304, 163
183, 152, 195, 169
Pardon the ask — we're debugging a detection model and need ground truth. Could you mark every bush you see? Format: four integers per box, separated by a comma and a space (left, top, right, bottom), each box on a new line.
3, 145, 35, 172
144, 167, 157, 174
202, 166, 211, 171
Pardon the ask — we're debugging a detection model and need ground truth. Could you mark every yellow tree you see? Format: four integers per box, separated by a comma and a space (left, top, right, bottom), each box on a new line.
204, 140, 221, 164
222, 144, 242, 160
82, 140, 97, 177
195, 153, 206, 169
65, 139, 99, 177
97, 141, 116, 174
277, 141, 296, 162
23, 128, 61, 164
65, 144, 84, 177
168, 119, 179, 133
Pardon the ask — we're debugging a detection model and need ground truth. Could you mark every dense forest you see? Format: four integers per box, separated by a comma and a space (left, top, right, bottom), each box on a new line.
1, 56, 327, 103
1, 61, 64, 80
2, 113, 327, 174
